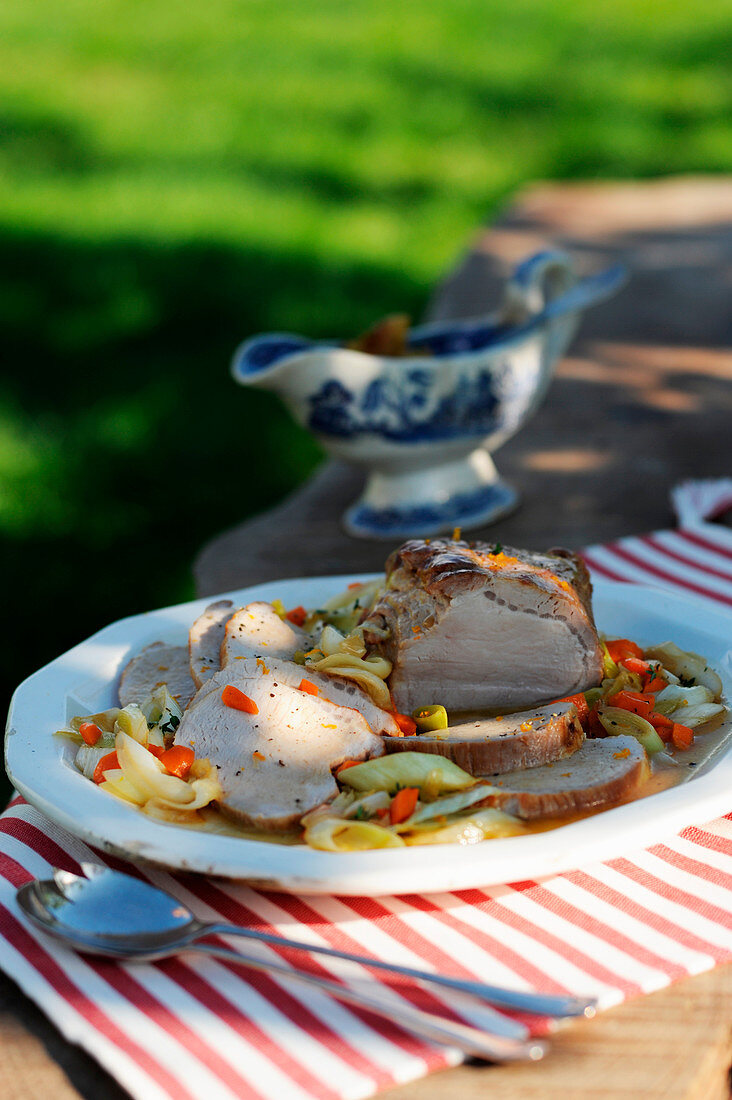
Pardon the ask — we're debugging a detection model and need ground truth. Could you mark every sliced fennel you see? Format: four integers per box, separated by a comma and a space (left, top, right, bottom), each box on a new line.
402, 809, 525, 847
666, 702, 725, 728
74, 744, 114, 780
339, 752, 475, 795
70, 708, 120, 734
114, 704, 149, 745
139, 686, 183, 745
645, 642, 723, 697
397, 784, 498, 828
304, 818, 405, 851
653, 683, 714, 714
597, 706, 665, 754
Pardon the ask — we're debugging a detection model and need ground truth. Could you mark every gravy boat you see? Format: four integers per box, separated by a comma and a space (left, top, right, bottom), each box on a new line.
231, 251, 626, 538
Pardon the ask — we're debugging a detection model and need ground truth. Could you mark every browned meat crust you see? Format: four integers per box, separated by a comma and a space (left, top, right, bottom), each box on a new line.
362, 538, 604, 713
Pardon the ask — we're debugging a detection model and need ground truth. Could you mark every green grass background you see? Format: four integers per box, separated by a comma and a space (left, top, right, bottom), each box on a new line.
1, 0, 731, 798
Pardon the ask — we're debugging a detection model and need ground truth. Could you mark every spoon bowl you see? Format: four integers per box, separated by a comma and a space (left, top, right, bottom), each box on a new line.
18, 864, 201, 957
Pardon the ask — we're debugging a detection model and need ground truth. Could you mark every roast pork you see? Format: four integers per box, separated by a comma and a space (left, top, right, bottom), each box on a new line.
383, 701, 584, 774
362, 538, 604, 713
119, 642, 196, 710
189, 599, 234, 688
484, 735, 650, 820
221, 602, 312, 666
187, 657, 401, 736
174, 666, 385, 830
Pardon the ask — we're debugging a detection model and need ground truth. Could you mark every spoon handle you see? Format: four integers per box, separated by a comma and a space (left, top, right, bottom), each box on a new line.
190, 942, 546, 1063
202, 922, 595, 1019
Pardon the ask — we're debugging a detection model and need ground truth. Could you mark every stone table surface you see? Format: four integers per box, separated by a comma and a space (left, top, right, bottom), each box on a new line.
3, 176, 732, 1099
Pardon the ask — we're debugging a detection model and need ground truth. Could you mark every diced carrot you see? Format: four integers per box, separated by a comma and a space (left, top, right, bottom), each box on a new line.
606, 690, 654, 719
347, 582, 363, 590
587, 706, 605, 737
644, 676, 667, 693
298, 678, 319, 696
556, 694, 590, 724
334, 759, 363, 777
389, 787, 419, 824
649, 712, 674, 741
285, 605, 307, 627
392, 711, 417, 736
252, 750, 266, 762
606, 638, 644, 662
93, 751, 119, 784
221, 685, 259, 714
79, 721, 102, 746
619, 656, 651, 676
671, 723, 694, 751
147, 744, 165, 758
159, 745, 195, 778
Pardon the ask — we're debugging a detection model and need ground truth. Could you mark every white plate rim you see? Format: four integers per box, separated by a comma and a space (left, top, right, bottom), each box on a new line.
5, 575, 732, 896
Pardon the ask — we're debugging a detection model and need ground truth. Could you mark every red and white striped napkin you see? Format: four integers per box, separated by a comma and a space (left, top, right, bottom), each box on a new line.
2, 486, 732, 1100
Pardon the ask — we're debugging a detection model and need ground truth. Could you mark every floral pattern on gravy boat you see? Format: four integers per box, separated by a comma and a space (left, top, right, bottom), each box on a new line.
231, 251, 626, 539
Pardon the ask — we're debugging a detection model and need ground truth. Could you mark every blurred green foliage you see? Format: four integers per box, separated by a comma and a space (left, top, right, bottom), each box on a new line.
1, 0, 731, 797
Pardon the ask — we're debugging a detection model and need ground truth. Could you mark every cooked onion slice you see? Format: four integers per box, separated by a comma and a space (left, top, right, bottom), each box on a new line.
304, 818, 405, 850
402, 809, 525, 846
116, 732, 195, 804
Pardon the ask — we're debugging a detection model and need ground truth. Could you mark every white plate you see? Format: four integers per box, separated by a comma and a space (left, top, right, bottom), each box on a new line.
5, 576, 732, 896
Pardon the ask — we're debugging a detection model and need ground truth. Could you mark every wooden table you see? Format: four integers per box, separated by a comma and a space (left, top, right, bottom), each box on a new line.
2, 178, 731, 1098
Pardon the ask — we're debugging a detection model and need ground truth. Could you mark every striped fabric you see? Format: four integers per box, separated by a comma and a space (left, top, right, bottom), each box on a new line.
1, 516, 731, 1100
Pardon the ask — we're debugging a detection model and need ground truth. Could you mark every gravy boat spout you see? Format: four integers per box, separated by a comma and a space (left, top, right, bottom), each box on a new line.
231, 252, 626, 539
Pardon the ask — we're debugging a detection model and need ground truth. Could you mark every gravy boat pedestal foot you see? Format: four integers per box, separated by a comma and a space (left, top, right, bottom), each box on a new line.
344, 447, 518, 539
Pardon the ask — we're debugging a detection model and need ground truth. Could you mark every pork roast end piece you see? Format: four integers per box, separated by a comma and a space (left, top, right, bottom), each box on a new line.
119, 642, 196, 710
362, 538, 604, 713
485, 735, 650, 820
383, 701, 584, 774
174, 670, 384, 831
189, 599, 234, 688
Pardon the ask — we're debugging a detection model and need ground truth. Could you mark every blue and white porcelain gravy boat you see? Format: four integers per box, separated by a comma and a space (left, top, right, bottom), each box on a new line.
231, 251, 626, 539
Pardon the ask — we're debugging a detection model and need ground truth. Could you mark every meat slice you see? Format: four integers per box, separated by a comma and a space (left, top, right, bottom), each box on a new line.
189, 600, 234, 687
187, 657, 401, 736
383, 701, 584, 774
484, 736, 649, 820
174, 670, 384, 830
221, 602, 312, 667
119, 642, 197, 710
362, 538, 604, 713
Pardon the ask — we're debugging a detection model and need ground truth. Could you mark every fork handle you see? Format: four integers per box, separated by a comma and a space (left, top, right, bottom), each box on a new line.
190, 941, 546, 1063
200, 921, 596, 1020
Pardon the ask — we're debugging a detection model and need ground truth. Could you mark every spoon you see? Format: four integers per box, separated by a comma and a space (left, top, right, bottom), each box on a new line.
19, 864, 596, 1021
17, 866, 552, 1063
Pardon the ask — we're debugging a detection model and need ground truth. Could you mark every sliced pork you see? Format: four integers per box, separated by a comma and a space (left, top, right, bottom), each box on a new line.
187, 657, 401, 736
383, 701, 584, 774
362, 538, 604, 713
119, 642, 196, 710
189, 599, 234, 687
221, 602, 312, 667
484, 735, 649, 820
174, 669, 384, 830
